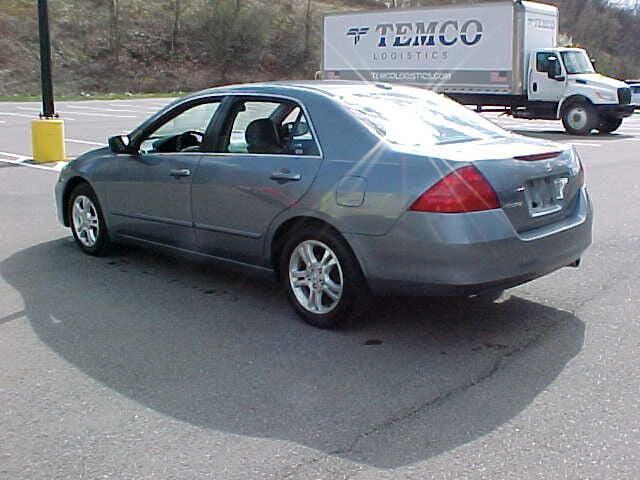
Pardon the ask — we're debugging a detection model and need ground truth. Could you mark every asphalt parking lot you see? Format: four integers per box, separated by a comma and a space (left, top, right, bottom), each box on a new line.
1, 100, 639, 479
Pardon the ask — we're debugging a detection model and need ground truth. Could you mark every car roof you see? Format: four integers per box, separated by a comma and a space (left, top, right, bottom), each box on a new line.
184, 80, 413, 101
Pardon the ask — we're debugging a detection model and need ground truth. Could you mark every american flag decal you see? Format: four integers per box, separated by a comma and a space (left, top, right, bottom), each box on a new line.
490, 71, 509, 83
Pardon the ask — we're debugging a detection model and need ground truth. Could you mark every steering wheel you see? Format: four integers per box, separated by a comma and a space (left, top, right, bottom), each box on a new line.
175, 130, 204, 152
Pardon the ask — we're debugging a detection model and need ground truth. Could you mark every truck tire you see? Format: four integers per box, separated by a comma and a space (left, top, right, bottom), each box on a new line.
562, 102, 598, 136
597, 117, 623, 134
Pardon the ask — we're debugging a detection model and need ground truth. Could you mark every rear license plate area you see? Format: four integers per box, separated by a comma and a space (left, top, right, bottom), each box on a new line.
524, 176, 565, 217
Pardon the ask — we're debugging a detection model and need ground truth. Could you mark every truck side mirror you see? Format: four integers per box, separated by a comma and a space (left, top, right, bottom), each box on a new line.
546, 56, 562, 79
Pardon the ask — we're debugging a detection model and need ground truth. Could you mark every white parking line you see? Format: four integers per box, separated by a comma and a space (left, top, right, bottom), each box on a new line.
0, 151, 28, 160
0, 111, 39, 119
17, 106, 136, 118
568, 142, 602, 147
66, 138, 107, 147
58, 110, 137, 118
0, 152, 66, 172
0, 158, 65, 172
63, 105, 141, 114
105, 103, 137, 107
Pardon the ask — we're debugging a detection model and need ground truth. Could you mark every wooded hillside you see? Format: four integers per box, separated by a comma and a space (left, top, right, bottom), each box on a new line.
1, 0, 639, 96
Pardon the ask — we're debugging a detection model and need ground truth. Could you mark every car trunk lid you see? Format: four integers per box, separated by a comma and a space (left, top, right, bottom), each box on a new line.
432, 138, 582, 233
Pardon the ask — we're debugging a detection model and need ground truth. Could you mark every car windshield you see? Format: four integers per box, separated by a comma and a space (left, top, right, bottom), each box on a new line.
332, 85, 508, 148
560, 51, 595, 75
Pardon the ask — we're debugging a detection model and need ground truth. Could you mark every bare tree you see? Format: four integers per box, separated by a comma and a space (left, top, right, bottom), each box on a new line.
171, 0, 181, 54
304, 0, 313, 54
109, 0, 120, 61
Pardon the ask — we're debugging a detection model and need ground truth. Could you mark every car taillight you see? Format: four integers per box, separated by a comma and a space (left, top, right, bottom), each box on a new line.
514, 151, 562, 161
409, 165, 500, 213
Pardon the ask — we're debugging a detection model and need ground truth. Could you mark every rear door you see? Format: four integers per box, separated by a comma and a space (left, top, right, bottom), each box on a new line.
191, 97, 323, 264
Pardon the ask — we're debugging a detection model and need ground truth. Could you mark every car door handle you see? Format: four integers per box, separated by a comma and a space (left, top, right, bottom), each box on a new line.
169, 168, 191, 177
270, 171, 301, 182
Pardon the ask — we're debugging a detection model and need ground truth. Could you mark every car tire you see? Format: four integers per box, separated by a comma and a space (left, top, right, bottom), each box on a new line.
562, 102, 598, 136
67, 182, 111, 256
596, 117, 623, 134
279, 227, 370, 328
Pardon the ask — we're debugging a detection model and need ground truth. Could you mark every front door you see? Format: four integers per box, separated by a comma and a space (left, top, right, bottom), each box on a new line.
529, 50, 566, 102
191, 98, 323, 264
107, 99, 222, 248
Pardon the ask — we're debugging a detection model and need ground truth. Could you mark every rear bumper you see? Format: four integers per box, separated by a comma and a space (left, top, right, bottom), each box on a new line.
595, 104, 635, 119
346, 188, 593, 296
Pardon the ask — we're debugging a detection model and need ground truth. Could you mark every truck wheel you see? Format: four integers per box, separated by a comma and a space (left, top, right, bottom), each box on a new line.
562, 102, 598, 136
597, 117, 623, 134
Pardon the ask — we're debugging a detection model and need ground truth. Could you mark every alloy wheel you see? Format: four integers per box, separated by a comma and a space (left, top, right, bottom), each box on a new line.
288, 240, 343, 314
72, 195, 100, 248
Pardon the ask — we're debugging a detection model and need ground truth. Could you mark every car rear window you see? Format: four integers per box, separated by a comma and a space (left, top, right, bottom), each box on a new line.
331, 85, 508, 148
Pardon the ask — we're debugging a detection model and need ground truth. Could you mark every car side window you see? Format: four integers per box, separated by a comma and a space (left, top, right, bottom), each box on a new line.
224, 100, 320, 156
140, 100, 220, 154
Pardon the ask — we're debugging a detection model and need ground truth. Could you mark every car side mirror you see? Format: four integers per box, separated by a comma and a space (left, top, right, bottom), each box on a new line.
293, 122, 309, 136
554, 75, 566, 82
108, 135, 133, 154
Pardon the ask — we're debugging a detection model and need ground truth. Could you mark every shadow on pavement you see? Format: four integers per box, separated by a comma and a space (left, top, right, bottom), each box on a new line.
1, 238, 585, 468
512, 129, 634, 141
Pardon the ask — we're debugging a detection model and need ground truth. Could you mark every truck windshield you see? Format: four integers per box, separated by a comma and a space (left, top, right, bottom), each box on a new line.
333, 85, 507, 148
560, 51, 595, 75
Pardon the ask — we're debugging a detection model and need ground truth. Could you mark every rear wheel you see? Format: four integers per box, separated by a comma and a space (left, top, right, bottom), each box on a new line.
68, 183, 111, 256
280, 227, 370, 328
562, 102, 598, 136
596, 117, 623, 134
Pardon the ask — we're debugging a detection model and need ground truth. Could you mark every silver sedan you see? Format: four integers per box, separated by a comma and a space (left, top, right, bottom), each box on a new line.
55, 81, 593, 328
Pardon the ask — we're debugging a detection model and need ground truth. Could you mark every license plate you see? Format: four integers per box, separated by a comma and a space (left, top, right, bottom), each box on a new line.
524, 176, 568, 217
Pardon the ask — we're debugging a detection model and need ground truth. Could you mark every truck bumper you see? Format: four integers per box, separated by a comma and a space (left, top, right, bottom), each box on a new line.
595, 104, 635, 119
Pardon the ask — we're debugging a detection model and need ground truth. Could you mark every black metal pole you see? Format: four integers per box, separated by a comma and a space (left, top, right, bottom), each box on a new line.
37, 0, 55, 118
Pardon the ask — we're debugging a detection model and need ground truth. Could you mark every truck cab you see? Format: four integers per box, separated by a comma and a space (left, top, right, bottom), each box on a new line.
527, 47, 634, 134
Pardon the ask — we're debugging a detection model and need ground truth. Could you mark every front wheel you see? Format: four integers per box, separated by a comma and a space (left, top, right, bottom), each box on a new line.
280, 228, 370, 328
562, 102, 598, 136
68, 182, 111, 256
596, 117, 623, 134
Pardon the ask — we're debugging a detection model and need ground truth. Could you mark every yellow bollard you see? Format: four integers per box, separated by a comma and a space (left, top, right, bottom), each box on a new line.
31, 118, 66, 163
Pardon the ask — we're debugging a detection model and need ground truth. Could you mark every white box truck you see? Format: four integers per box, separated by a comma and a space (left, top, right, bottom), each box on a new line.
321, 0, 635, 135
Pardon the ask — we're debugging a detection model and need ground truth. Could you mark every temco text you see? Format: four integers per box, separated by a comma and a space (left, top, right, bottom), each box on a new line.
372, 20, 483, 47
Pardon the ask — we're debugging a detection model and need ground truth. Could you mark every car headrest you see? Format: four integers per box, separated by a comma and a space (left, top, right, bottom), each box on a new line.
245, 118, 282, 154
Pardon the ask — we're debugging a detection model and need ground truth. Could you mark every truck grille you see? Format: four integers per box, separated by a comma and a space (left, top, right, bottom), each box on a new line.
618, 87, 632, 105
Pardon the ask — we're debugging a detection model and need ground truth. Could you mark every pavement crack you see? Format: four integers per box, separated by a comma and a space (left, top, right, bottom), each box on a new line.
333, 323, 556, 458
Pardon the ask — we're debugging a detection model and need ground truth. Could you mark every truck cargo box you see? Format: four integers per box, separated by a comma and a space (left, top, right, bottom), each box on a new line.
322, 1, 558, 96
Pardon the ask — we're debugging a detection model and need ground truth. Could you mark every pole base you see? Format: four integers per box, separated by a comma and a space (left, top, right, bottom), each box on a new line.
32, 118, 66, 163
